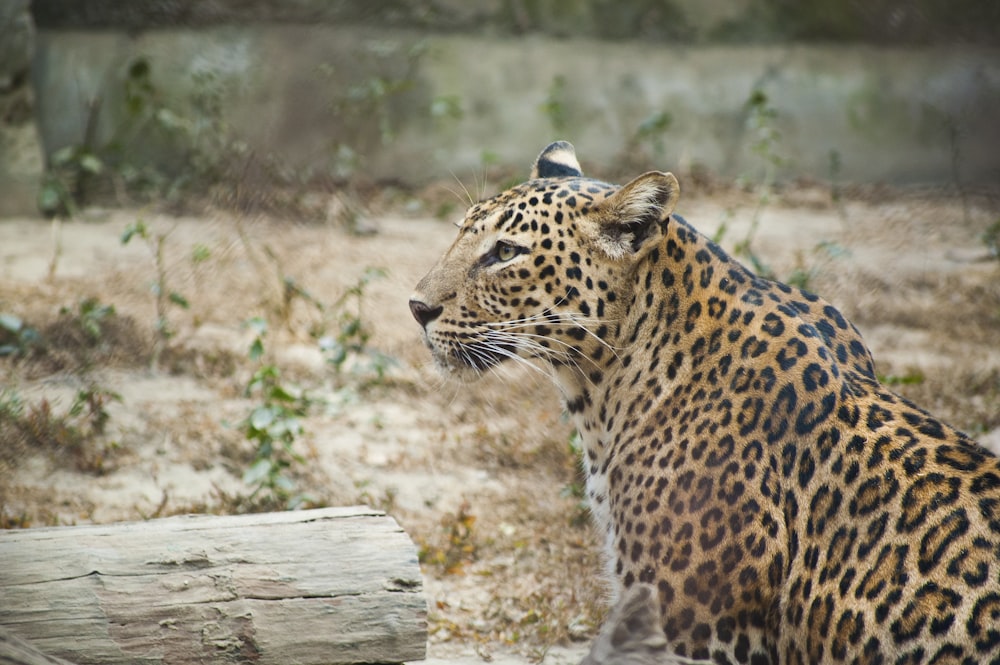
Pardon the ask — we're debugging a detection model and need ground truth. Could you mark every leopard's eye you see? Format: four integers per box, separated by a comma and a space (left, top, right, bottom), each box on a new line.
497, 243, 519, 262
480, 241, 525, 269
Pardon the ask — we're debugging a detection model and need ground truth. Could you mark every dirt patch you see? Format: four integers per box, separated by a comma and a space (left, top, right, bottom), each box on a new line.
1, 181, 999, 660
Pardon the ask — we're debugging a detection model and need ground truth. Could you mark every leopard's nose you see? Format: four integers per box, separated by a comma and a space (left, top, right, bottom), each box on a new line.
409, 298, 443, 328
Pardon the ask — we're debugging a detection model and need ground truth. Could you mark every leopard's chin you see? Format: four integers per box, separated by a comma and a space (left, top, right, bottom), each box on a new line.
432, 353, 488, 383
425, 336, 512, 382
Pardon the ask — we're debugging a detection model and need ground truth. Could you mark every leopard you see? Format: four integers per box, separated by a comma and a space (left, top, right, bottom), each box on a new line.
409, 141, 1000, 664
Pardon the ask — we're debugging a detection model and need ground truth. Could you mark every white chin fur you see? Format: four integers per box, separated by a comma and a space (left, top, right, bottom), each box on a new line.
433, 353, 483, 383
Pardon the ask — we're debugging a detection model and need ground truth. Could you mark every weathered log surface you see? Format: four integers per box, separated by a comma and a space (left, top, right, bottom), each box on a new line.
0, 628, 76, 665
0, 506, 427, 665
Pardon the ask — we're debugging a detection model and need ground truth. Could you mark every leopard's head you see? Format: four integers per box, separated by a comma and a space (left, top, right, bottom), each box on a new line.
409, 142, 679, 382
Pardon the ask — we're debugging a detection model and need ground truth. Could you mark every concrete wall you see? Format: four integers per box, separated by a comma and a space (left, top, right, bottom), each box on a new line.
0, 0, 41, 217
30, 26, 1000, 192
28, 0, 1000, 46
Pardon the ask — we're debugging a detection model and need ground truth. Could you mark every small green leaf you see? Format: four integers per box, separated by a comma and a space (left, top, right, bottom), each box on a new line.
879, 371, 926, 386
79, 154, 104, 175
249, 406, 275, 431
287, 493, 311, 509
128, 57, 150, 80
248, 337, 265, 362
245, 317, 268, 337
267, 384, 298, 403
269, 417, 302, 440
243, 458, 273, 485
362, 266, 388, 283
637, 110, 672, 137
51, 146, 77, 166
342, 318, 360, 337
0, 313, 22, 333
327, 344, 347, 367
19, 328, 40, 346
191, 244, 211, 263
121, 220, 148, 245
82, 319, 101, 340
168, 292, 190, 309
38, 182, 62, 212
816, 241, 850, 259
155, 108, 181, 130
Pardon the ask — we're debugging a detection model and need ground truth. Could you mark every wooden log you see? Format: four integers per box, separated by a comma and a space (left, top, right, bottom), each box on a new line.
0, 628, 77, 665
0, 507, 427, 665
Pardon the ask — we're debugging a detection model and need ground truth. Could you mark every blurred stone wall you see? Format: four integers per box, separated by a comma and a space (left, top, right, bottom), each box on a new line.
0, 0, 42, 216
29, 0, 1000, 45
5, 1, 1000, 216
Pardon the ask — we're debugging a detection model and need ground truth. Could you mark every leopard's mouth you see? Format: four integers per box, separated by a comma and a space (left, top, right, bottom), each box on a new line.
426, 336, 515, 381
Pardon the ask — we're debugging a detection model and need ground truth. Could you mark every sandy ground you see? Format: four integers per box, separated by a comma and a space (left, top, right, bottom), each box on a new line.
1, 179, 999, 662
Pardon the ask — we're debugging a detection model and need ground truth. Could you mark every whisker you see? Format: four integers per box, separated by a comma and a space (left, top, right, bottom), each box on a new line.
479, 164, 490, 202
485, 311, 624, 360
448, 168, 475, 207
478, 341, 554, 381
481, 331, 599, 389
484, 330, 577, 359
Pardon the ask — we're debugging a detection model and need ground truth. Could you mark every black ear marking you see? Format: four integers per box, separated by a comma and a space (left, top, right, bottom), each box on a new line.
531, 141, 584, 179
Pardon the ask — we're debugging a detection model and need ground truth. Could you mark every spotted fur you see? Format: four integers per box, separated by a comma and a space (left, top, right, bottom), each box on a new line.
410, 142, 1000, 664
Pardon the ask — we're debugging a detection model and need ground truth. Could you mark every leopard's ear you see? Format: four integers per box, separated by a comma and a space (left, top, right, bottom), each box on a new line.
593, 171, 679, 260
531, 141, 583, 179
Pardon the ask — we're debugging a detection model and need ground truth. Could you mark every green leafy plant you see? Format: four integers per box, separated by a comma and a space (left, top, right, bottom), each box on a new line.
431, 94, 464, 125
541, 75, 569, 134
786, 241, 850, 291
626, 110, 673, 165
38, 54, 235, 216
1, 384, 122, 473
37, 87, 106, 218
879, 369, 926, 386
318, 267, 396, 383
258, 266, 395, 384
38, 145, 104, 218
0, 313, 40, 357
191, 243, 212, 264
730, 88, 788, 280
121, 218, 190, 366
67, 385, 121, 442
745, 89, 785, 183
336, 74, 412, 147
0, 388, 25, 426
480, 149, 500, 168
320, 41, 426, 176
982, 219, 1000, 263
712, 210, 774, 280
828, 148, 849, 222
59, 297, 116, 342
113, 56, 234, 200
240, 317, 313, 509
